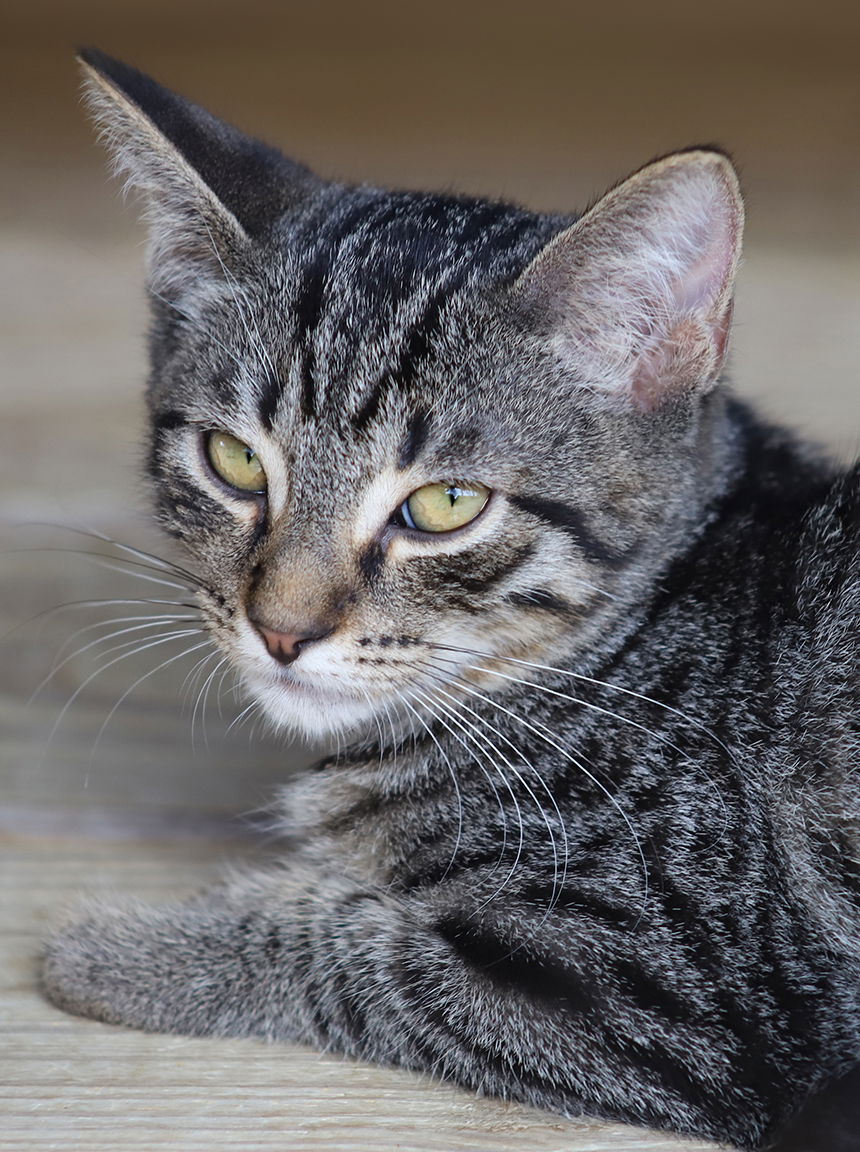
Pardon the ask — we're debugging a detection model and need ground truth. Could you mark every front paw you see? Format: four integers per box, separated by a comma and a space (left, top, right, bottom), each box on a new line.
40, 887, 295, 1039
41, 900, 171, 1030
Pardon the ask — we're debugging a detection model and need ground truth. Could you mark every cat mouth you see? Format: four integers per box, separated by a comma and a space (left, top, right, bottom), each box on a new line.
242, 664, 389, 739
254, 656, 375, 699
260, 665, 359, 702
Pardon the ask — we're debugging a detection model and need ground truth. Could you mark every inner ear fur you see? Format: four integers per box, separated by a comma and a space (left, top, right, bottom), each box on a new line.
515, 150, 744, 412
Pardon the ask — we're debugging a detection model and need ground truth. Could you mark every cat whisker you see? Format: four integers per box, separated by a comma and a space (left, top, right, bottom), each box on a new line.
181, 645, 220, 747
429, 652, 701, 774
148, 287, 248, 375
428, 642, 738, 766
89, 638, 214, 766
21, 521, 204, 587
426, 650, 731, 850
215, 661, 238, 720
358, 684, 388, 771
51, 612, 201, 671
520, 580, 619, 604
199, 216, 280, 387
190, 652, 231, 755
0, 596, 199, 648
10, 544, 201, 592
86, 559, 198, 594
42, 627, 208, 760
420, 655, 649, 925
225, 697, 263, 738
415, 670, 567, 918
378, 693, 403, 776
13, 545, 199, 594
179, 644, 219, 703
32, 617, 201, 702
409, 683, 525, 907
408, 684, 514, 891
398, 688, 465, 883
247, 709, 267, 745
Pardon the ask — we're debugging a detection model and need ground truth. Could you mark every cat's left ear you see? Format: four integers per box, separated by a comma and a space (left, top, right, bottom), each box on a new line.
513, 149, 744, 411
78, 49, 322, 297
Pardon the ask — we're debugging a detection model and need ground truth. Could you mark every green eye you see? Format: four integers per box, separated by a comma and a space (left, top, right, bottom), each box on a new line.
401, 482, 490, 533
206, 431, 267, 494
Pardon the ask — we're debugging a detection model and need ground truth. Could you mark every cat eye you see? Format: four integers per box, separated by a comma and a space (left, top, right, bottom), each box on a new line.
205, 431, 267, 494
399, 482, 490, 533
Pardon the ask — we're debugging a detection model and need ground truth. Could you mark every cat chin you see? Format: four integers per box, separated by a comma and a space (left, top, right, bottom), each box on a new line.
241, 672, 381, 742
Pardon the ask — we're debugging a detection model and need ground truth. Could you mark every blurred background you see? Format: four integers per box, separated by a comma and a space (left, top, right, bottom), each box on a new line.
1, 0, 859, 831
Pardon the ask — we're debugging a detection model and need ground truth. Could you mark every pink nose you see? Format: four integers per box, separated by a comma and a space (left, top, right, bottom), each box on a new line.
253, 622, 332, 666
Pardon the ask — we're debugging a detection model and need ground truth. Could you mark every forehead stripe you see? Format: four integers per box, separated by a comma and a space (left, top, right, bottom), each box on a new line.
349, 281, 455, 436
291, 197, 393, 424
398, 409, 432, 468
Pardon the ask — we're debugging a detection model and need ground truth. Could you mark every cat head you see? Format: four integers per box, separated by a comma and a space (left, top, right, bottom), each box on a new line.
80, 49, 744, 740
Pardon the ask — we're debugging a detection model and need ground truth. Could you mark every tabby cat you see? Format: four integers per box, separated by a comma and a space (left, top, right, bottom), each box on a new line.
42, 49, 860, 1151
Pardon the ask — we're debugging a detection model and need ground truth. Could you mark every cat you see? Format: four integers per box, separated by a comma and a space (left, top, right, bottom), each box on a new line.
41, 48, 860, 1152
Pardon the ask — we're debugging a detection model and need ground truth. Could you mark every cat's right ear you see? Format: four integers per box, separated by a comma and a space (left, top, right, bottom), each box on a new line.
78, 49, 322, 297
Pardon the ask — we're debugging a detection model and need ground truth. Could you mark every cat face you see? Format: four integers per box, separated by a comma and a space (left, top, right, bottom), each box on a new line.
144, 207, 607, 737
82, 51, 744, 740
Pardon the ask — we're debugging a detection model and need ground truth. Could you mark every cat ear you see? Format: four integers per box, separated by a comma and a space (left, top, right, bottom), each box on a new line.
514, 150, 744, 411
78, 48, 321, 296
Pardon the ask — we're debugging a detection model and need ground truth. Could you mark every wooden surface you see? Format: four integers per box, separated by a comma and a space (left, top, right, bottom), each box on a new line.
1, 1, 858, 1149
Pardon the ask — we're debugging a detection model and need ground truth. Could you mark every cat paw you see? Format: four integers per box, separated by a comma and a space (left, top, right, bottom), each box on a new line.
40, 887, 285, 1037
41, 900, 162, 1028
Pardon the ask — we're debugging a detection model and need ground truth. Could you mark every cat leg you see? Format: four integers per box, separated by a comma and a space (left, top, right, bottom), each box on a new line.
42, 865, 772, 1148
42, 864, 453, 1045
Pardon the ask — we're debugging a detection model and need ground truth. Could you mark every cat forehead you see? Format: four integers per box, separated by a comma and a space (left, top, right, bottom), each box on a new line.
276, 187, 560, 296
186, 189, 567, 439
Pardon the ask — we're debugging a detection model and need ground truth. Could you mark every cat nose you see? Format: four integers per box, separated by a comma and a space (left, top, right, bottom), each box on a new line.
252, 621, 333, 666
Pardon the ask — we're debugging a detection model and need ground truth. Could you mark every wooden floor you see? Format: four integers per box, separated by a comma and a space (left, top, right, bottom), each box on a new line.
1, 1, 858, 1148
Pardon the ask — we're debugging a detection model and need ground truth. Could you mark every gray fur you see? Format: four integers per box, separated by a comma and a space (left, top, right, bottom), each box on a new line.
42, 52, 860, 1151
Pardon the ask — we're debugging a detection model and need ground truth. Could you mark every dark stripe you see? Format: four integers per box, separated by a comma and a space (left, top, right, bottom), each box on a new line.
510, 494, 626, 568
296, 352, 316, 421
399, 409, 432, 467
633, 1040, 727, 1116
391, 285, 451, 387
767, 1066, 860, 1151
611, 957, 692, 1023
290, 924, 332, 1045
258, 372, 283, 430
351, 377, 387, 433
328, 960, 367, 1047
209, 370, 242, 405
293, 248, 331, 344
234, 914, 256, 977
264, 925, 282, 964
292, 197, 387, 421
435, 916, 598, 1014
441, 912, 720, 1111
359, 539, 385, 586
445, 197, 532, 259
441, 542, 535, 599
349, 288, 451, 435
152, 408, 187, 432
506, 589, 577, 618
435, 423, 482, 459
520, 883, 638, 929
